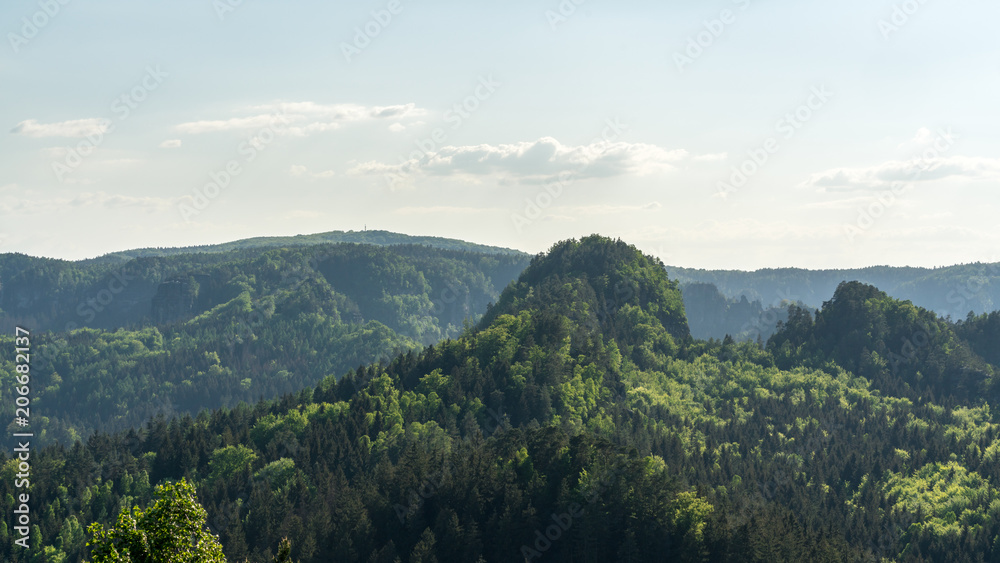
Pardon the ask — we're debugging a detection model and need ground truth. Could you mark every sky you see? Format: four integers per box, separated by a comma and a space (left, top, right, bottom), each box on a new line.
1, 0, 998, 269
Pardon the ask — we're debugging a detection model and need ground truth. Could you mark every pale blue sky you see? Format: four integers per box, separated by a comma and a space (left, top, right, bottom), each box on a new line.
2, 0, 998, 268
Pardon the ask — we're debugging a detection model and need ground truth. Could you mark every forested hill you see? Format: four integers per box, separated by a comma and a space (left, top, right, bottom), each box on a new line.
768, 281, 997, 403
0, 244, 530, 443
7, 235, 1000, 562
0, 242, 529, 334
85, 229, 527, 264
669, 263, 1000, 320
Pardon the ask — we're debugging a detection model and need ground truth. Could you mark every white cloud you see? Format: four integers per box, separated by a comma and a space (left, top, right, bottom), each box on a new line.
176, 114, 289, 134
11, 118, 110, 138
175, 102, 426, 135
160, 139, 183, 148
349, 137, 696, 185
801, 155, 1000, 191
897, 127, 937, 152
388, 123, 407, 132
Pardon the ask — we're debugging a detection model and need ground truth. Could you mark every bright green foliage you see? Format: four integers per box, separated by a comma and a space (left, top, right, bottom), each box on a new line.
885, 462, 999, 538
207, 446, 257, 482
86, 478, 226, 563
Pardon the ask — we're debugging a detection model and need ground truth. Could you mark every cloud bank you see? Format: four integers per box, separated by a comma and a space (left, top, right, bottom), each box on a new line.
175, 102, 426, 136
350, 136, 702, 184
11, 118, 110, 138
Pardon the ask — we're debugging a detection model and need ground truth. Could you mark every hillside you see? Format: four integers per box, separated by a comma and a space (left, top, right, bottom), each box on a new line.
84, 229, 528, 264
0, 233, 528, 334
0, 244, 529, 443
5, 236, 1000, 562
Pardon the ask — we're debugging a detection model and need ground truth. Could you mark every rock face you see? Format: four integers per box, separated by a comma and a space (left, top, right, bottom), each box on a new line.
151, 275, 210, 324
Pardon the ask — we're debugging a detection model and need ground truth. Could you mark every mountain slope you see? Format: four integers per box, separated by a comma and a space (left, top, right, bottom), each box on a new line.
0, 244, 529, 443
768, 281, 996, 402
0, 243, 528, 336
5, 236, 1000, 562
85, 229, 527, 264
955, 310, 1000, 369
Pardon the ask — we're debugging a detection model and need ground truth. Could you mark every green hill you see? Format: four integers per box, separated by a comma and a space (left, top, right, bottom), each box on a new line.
0, 232, 527, 335
85, 229, 527, 264
4, 236, 1000, 562
768, 281, 996, 403
0, 244, 529, 443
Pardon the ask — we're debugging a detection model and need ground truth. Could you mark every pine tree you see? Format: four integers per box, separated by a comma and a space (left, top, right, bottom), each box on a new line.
409, 528, 438, 563
273, 537, 295, 563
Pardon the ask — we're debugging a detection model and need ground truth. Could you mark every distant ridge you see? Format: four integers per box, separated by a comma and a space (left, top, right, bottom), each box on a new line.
85, 230, 528, 264
667, 262, 1000, 318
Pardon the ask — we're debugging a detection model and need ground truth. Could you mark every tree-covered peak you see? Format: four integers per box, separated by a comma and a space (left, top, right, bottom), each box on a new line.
480, 235, 689, 343
769, 280, 995, 402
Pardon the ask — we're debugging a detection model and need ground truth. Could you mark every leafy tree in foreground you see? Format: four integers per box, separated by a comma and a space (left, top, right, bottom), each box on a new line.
86, 478, 226, 563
